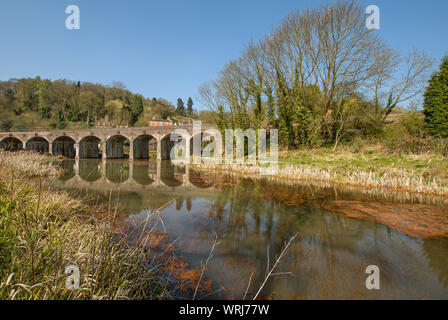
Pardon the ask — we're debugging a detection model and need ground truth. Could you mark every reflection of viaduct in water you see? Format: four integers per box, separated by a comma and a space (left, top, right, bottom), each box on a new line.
58, 160, 215, 192
0, 124, 214, 160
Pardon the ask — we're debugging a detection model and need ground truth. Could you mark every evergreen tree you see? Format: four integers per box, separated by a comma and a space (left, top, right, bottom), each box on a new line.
275, 71, 293, 147
130, 95, 144, 125
265, 86, 275, 128
216, 105, 227, 138
292, 95, 312, 146
0, 119, 12, 131
187, 97, 194, 117
176, 98, 186, 116
424, 56, 448, 137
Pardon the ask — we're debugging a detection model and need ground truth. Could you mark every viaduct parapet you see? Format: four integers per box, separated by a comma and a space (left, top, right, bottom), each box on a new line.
0, 124, 216, 160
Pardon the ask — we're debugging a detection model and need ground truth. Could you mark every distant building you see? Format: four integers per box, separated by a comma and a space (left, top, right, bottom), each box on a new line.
148, 116, 175, 127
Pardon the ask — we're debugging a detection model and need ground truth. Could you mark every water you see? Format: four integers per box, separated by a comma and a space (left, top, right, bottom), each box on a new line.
50, 159, 448, 299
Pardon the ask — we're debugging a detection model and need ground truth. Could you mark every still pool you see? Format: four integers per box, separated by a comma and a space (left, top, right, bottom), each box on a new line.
50, 159, 448, 299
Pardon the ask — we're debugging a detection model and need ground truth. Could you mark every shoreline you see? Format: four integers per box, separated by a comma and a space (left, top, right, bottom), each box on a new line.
190, 161, 448, 199
0, 151, 210, 300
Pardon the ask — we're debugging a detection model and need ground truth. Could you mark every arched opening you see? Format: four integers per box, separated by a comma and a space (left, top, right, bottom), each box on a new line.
26, 136, 49, 153
105, 135, 130, 159
79, 136, 101, 159
160, 134, 175, 161
161, 133, 190, 161
1, 137, 23, 151
52, 136, 75, 158
189, 133, 204, 157
105, 161, 129, 184
133, 134, 156, 160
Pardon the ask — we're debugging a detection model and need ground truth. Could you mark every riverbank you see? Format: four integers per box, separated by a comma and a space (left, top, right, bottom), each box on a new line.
0, 151, 171, 299
193, 144, 448, 197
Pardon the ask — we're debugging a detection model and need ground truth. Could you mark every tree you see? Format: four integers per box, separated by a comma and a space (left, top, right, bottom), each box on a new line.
187, 97, 194, 117
424, 56, 448, 137
199, 0, 433, 150
0, 119, 12, 131
176, 98, 186, 116
130, 95, 144, 125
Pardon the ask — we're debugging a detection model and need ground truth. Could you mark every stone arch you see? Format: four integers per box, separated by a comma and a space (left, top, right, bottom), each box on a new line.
78, 136, 102, 159
189, 132, 206, 157
160, 133, 175, 161
105, 135, 131, 159
52, 136, 76, 158
160, 131, 190, 161
133, 134, 157, 160
26, 136, 49, 153
1, 136, 24, 151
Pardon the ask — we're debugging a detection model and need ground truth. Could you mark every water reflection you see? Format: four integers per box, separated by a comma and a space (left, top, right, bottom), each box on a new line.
50, 159, 448, 299
53, 159, 215, 191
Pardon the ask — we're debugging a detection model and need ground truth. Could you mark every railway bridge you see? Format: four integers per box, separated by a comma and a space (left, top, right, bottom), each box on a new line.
0, 124, 215, 160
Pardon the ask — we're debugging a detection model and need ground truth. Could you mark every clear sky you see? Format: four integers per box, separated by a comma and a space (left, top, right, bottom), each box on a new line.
0, 0, 447, 109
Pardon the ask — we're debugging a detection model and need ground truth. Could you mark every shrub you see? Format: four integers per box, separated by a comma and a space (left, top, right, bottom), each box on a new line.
383, 112, 430, 154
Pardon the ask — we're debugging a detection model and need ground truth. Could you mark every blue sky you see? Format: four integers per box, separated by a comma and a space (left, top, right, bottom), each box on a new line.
0, 0, 447, 110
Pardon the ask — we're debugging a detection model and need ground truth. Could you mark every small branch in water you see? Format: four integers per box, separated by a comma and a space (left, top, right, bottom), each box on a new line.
253, 233, 298, 300
152, 198, 176, 233
193, 231, 219, 300
243, 271, 255, 300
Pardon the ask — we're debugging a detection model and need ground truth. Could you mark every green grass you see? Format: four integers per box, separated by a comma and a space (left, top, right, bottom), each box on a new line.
279, 144, 448, 182
194, 143, 448, 197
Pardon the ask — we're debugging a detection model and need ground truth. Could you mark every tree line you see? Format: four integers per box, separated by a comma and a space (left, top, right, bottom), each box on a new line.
0, 78, 197, 131
199, 0, 435, 150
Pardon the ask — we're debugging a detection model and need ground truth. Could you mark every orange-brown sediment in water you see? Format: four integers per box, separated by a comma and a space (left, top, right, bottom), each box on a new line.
322, 200, 448, 239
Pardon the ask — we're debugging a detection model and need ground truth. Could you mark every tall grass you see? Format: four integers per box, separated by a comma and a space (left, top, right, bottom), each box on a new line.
0, 151, 168, 300
193, 160, 448, 197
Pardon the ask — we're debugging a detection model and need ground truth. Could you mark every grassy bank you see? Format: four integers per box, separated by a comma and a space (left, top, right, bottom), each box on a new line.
193, 143, 448, 197
0, 151, 168, 299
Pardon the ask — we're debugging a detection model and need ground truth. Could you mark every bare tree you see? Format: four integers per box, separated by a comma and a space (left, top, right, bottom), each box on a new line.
200, 0, 434, 149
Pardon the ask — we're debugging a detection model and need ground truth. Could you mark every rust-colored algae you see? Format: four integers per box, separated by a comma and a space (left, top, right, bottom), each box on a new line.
322, 200, 448, 239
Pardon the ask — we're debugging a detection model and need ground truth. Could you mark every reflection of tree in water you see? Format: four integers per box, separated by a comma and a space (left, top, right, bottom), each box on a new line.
176, 197, 184, 211
422, 239, 448, 288
186, 197, 192, 212
191, 177, 446, 299
115, 191, 144, 213
94, 190, 144, 214
189, 169, 214, 188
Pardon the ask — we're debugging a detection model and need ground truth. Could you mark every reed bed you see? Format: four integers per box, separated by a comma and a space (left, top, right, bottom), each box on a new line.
0, 151, 59, 178
193, 161, 448, 198
0, 151, 168, 300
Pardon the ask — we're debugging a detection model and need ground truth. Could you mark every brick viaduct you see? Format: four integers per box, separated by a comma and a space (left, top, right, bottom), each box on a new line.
0, 124, 216, 160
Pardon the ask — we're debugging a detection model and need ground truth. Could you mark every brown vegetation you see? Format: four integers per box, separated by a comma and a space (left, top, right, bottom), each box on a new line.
322, 200, 448, 238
